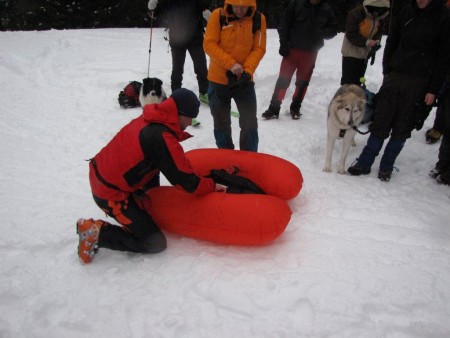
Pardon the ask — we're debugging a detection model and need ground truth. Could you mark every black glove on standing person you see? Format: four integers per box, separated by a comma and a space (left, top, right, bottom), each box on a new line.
279, 43, 289, 57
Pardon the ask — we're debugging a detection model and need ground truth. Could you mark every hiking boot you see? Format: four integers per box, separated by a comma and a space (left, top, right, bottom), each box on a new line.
289, 99, 302, 120
290, 109, 301, 120
378, 170, 392, 182
76, 218, 103, 264
429, 167, 442, 179
199, 93, 209, 105
262, 103, 280, 120
425, 128, 442, 144
436, 174, 449, 185
347, 163, 371, 176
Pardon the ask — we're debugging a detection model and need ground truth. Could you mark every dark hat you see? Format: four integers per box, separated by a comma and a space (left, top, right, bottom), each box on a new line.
170, 88, 200, 118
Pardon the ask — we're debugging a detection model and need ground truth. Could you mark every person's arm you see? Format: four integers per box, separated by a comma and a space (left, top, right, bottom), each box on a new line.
277, 0, 296, 49
242, 13, 267, 77
345, 7, 369, 47
319, 4, 337, 40
203, 9, 237, 70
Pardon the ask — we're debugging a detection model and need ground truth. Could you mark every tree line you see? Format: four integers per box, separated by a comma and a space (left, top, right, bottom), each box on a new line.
0, 0, 365, 32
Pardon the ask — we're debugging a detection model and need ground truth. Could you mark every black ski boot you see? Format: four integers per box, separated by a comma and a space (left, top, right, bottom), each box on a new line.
290, 100, 301, 120
262, 102, 280, 120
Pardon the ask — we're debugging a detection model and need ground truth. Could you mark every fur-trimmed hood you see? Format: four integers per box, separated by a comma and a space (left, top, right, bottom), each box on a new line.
223, 0, 257, 21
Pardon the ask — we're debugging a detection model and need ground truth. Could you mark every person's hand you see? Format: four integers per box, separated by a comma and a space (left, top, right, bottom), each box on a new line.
230, 63, 243, 76
279, 44, 289, 57
214, 183, 228, 193
203, 9, 211, 22
367, 39, 379, 48
414, 101, 433, 130
424, 93, 436, 106
148, 0, 158, 11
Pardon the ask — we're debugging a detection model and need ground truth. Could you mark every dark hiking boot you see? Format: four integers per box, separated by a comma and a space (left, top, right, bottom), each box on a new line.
429, 167, 442, 179
262, 103, 280, 120
347, 163, 371, 176
425, 128, 442, 144
378, 170, 392, 182
436, 174, 449, 185
290, 109, 301, 120
290, 99, 301, 120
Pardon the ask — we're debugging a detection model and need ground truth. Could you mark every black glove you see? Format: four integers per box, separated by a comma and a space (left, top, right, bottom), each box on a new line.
279, 44, 289, 57
414, 102, 433, 131
226, 71, 253, 96
366, 43, 382, 66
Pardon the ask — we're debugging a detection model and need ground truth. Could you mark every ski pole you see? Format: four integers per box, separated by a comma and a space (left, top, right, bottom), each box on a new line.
147, 12, 154, 78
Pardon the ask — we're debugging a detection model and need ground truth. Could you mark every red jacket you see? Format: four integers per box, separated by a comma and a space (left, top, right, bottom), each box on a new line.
89, 98, 215, 201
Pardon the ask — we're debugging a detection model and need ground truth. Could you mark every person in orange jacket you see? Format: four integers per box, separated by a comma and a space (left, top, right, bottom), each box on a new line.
203, 0, 266, 152
76, 89, 227, 264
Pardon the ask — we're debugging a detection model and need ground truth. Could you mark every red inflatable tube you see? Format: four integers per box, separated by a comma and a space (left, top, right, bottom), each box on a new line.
146, 187, 292, 245
185, 148, 303, 200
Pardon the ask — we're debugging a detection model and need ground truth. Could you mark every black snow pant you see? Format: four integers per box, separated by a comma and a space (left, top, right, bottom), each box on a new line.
436, 89, 450, 182
93, 194, 167, 253
341, 56, 367, 86
171, 42, 209, 95
369, 72, 428, 140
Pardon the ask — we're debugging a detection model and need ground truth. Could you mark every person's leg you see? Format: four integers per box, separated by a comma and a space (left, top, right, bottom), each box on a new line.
171, 47, 187, 92
93, 195, 166, 253
341, 56, 366, 85
378, 137, 405, 181
188, 43, 209, 95
262, 53, 297, 119
209, 82, 234, 149
290, 50, 318, 119
234, 83, 258, 151
348, 133, 384, 175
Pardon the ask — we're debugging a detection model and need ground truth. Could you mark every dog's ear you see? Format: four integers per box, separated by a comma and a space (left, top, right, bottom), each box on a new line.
156, 78, 163, 86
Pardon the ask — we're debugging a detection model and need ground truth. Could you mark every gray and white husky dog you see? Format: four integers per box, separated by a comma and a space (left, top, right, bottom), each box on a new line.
323, 84, 366, 174
139, 77, 167, 107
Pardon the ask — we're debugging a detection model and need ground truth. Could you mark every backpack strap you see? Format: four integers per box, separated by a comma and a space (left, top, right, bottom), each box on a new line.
219, 10, 261, 35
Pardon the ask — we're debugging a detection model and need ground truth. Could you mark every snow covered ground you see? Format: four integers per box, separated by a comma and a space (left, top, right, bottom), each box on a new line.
1, 28, 449, 338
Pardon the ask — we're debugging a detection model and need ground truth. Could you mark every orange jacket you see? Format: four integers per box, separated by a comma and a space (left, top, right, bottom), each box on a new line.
203, 0, 266, 85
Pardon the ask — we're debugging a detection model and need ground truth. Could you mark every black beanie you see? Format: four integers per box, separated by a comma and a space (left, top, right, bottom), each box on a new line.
170, 88, 200, 118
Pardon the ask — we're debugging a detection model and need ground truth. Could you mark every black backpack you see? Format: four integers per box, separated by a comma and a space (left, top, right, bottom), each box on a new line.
118, 81, 142, 108
209, 166, 265, 194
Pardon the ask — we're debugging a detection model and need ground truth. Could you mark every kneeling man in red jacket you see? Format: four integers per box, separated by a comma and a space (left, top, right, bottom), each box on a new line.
77, 88, 226, 264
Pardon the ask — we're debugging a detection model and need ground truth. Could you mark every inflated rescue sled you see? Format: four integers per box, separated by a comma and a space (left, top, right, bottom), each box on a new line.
145, 149, 303, 245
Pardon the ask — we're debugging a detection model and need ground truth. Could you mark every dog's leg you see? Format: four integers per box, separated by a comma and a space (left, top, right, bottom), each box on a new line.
338, 129, 357, 174
323, 120, 339, 172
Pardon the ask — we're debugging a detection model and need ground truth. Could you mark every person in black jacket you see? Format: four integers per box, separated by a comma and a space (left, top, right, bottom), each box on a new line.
148, 0, 211, 104
262, 0, 337, 120
430, 76, 450, 184
348, 0, 450, 181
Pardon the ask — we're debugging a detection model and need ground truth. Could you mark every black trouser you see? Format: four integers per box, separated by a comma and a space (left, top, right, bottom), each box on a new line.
341, 56, 367, 86
171, 43, 208, 94
93, 194, 166, 253
436, 92, 450, 178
